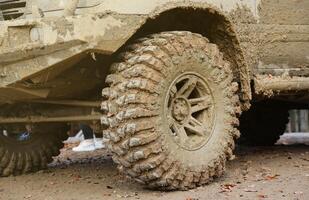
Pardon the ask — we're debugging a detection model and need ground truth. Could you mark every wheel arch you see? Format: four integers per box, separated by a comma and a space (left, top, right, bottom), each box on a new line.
118, 6, 251, 109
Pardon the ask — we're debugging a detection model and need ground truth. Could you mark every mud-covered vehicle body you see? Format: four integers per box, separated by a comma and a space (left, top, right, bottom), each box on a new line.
0, 0, 308, 190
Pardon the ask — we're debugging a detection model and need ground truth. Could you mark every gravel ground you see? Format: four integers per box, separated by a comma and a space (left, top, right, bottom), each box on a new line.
0, 139, 308, 200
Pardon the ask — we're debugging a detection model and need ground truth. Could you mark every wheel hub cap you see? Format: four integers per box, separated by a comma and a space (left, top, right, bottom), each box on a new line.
172, 98, 190, 123
165, 72, 215, 151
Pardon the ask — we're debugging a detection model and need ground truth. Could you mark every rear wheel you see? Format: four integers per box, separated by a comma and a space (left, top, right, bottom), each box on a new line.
101, 31, 241, 190
0, 123, 67, 176
239, 103, 289, 146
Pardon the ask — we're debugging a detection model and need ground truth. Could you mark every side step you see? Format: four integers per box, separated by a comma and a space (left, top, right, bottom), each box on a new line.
254, 75, 309, 96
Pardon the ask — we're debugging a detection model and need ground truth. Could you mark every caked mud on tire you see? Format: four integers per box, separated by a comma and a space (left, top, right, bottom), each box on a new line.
0, 123, 67, 176
239, 103, 289, 146
101, 31, 241, 190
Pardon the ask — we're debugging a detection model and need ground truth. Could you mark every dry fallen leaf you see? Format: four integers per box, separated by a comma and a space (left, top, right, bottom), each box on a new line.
106, 185, 113, 189
24, 195, 32, 199
244, 189, 258, 193
258, 194, 268, 198
265, 174, 280, 180
294, 191, 303, 195
220, 183, 236, 192
186, 198, 199, 200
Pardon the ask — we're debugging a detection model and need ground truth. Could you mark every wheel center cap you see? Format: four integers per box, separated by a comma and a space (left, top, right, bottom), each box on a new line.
172, 98, 190, 123
165, 72, 215, 151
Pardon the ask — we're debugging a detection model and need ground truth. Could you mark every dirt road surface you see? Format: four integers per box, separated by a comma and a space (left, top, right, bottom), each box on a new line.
0, 143, 308, 200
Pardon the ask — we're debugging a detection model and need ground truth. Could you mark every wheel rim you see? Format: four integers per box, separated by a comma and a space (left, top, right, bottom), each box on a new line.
165, 72, 215, 151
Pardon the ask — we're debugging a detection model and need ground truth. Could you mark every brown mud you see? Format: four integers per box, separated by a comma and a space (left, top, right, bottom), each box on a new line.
0, 143, 308, 200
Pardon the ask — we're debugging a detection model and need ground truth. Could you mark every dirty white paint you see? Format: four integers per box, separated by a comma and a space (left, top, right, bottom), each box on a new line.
42, 26, 58, 45
254, 0, 261, 20
28, 0, 101, 11
97, 0, 258, 16
24, 0, 259, 19
0, 0, 306, 100
0, 25, 6, 47
73, 15, 125, 41
254, 0, 261, 12
25, 14, 125, 45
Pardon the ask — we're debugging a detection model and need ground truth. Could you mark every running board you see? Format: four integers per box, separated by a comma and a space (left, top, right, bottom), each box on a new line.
254, 75, 309, 96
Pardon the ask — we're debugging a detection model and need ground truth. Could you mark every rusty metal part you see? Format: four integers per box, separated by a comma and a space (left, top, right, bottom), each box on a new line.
0, 114, 101, 124
28, 99, 101, 107
0, 99, 101, 124
255, 76, 309, 94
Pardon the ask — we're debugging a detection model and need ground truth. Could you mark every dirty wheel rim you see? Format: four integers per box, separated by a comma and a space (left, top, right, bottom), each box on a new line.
165, 72, 215, 151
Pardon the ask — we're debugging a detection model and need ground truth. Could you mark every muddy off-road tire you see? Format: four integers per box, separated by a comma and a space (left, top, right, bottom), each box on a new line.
239, 103, 289, 146
101, 31, 241, 190
0, 123, 67, 176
